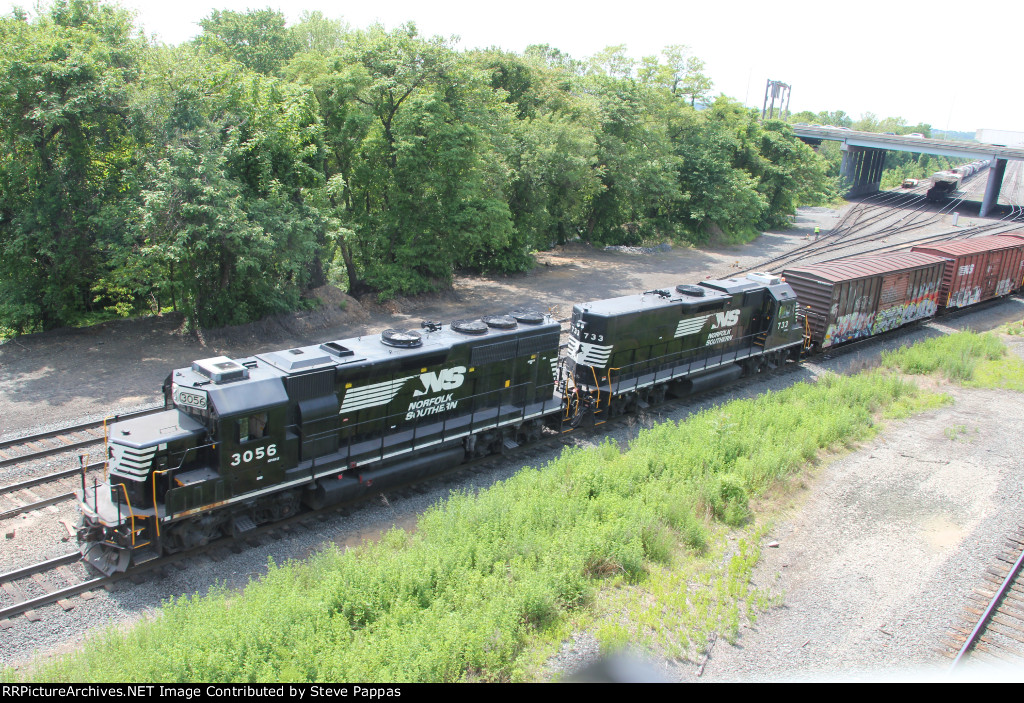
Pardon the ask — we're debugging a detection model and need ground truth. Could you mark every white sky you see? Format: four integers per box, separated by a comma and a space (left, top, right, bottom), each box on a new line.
6, 0, 1019, 132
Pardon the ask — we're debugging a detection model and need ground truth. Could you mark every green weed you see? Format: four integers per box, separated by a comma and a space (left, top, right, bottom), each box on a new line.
7, 362, 956, 683
883, 329, 1024, 390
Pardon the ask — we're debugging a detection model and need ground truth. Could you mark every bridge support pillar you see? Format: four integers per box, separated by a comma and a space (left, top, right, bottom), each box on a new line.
841, 144, 887, 197
979, 158, 1007, 217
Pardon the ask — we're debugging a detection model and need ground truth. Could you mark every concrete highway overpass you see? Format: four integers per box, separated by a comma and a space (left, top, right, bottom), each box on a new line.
791, 126, 1024, 216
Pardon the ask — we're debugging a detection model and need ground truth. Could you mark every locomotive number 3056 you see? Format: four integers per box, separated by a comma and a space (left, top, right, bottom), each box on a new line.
230, 444, 278, 466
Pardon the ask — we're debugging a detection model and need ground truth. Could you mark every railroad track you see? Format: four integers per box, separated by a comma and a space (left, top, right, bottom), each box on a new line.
941, 524, 1024, 669
0, 461, 107, 521
741, 162, 1020, 277
0, 406, 163, 470
0, 406, 163, 520
0, 553, 100, 627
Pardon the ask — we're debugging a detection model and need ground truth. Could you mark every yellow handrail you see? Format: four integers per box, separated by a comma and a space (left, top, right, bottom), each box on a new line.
152, 469, 171, 543
103, 417, 111, 480
116, 482, 138, 548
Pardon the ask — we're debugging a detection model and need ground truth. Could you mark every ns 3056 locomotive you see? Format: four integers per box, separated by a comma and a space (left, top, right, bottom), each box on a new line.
77, 272, 806, 574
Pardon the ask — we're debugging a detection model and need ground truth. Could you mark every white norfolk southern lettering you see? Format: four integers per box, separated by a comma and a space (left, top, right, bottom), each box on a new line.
405, 394, 459, 420
413, 366, 466, 397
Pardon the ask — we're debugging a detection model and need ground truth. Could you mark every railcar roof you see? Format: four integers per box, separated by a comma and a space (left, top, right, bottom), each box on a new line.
173, 316, 559, 385
912, 235, 1024, 257
783, 252, 946, 284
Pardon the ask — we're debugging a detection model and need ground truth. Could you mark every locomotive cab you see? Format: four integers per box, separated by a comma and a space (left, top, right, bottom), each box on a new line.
77, 408, 210, 574
162, 355, 294, 519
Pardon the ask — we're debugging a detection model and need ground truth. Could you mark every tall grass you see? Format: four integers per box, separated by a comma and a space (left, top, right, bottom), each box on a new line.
6, 372, 945, 683
882, 329, 1024, 389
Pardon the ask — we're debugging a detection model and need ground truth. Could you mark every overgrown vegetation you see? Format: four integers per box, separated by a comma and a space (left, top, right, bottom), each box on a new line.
6, 367, 948, 683
0, 1, 835, 336
882, 329, 1024, 390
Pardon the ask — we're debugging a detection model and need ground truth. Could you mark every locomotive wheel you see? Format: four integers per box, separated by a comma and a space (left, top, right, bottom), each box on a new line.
516, 419, 542, 444
166, 514, 227, 553
608, 392, 636, 417
255, 490, 299, 523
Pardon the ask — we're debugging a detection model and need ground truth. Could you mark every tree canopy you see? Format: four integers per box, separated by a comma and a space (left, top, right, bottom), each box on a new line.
0, 2, 834, 335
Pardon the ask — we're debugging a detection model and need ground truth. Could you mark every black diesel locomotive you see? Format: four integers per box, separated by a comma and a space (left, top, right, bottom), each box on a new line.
78, 273, 805, 574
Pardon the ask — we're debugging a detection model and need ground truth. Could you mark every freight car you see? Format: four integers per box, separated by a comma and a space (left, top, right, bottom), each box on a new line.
926, 171, 963, 201
781, 252, 946, 350
912, 235, 1024, 308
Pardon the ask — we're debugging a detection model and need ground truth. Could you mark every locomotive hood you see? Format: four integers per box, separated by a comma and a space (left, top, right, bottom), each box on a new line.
169, 356, 290, 418
108, 409, 206, 449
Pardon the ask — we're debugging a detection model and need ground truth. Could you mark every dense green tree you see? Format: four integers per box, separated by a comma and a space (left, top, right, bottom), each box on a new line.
668, 105, 766, 242
579, 75, 680, 244
291, 10, 347, 54
0, 0, 144, 331
0, 3, 837, 335
853, 112, 907, 134
638, 45, 713, 107
129, 46, 325, 328
506, 113, 603, 247
290, 24, 523, 297
195, 8, 299, 76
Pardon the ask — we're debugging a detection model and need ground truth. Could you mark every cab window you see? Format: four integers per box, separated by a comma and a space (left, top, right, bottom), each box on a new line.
238, 412, 269, 443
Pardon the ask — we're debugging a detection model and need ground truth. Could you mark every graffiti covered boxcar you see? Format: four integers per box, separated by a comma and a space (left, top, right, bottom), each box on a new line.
782, 253, 946, 350
912, 235, 1024, 309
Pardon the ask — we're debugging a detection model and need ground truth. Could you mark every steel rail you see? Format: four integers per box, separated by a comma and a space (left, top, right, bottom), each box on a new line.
0, 492, 75, 520
0, 405, 163, 468
0, 462, 103, 495
0, 553, 82, 583
949, 541, 1024, 670
0, 461, 107, 520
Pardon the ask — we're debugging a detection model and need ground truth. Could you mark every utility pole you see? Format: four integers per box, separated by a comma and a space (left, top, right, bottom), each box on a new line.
761, 79, 792, 120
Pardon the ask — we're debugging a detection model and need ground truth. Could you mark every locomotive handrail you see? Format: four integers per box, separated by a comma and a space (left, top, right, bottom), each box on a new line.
150, 440, 220, 522
152, 469, 171, 542
114, 482, 139, 549
317, 381, 547, 470
580, 329, 763, 386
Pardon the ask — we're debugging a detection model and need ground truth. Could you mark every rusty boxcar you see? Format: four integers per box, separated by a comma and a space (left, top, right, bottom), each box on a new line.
911, 235, 1024, 309
782, 253, 946, 350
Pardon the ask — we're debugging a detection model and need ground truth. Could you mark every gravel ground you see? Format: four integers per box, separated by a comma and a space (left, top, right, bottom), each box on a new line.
677, 382, 1024, 682
2, 202, 1024, 681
